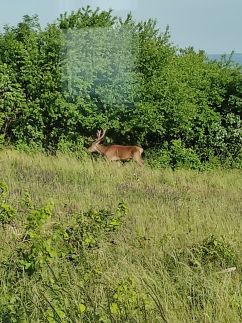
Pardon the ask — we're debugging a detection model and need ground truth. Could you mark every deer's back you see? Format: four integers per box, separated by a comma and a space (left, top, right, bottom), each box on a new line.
105, 145, 143, 159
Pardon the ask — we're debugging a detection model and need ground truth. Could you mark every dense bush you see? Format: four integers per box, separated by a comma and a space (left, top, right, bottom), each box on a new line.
0, 7, 241, 167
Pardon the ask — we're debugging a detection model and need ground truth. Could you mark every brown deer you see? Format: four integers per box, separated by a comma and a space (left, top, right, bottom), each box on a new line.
88, 130, 144, 166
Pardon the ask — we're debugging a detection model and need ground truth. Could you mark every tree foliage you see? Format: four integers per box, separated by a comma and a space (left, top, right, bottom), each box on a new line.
0, 7, 241, 168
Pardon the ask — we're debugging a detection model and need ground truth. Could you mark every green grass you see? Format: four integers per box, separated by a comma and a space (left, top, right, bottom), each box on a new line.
0, 149, 242, 322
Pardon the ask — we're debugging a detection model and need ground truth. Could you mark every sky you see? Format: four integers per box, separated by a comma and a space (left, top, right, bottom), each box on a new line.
0, 0, 242, 54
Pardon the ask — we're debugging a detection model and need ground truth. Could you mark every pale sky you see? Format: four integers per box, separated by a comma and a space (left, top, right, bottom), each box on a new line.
0, 0, 241, 54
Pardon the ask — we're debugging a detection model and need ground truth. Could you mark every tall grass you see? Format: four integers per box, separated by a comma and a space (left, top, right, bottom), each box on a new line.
0, 149, 241, 322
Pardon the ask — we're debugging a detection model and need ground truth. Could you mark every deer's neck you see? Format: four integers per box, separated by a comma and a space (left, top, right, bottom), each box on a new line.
96, 144, 108, 155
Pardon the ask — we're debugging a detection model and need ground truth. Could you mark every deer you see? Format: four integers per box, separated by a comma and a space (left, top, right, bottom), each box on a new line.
88, 129, 144, 166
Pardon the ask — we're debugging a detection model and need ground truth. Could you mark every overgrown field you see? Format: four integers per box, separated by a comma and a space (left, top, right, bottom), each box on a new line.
0, 149, 242, 322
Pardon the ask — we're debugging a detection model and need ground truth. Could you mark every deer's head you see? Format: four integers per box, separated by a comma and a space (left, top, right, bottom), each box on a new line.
88, 129, 106, 152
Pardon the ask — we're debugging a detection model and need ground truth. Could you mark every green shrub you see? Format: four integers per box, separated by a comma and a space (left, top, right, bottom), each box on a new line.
165, 235, 238, 273
0, 182, 129, 321
170, 139, 202, 170
145, 142, 171, 168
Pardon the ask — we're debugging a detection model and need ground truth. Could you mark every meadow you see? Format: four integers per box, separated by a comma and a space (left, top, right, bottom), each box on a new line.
0, 149, 241, 322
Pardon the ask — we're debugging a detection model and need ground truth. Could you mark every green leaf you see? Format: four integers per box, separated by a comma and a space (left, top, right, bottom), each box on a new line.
79, 303, 86, 314
110, 302, 119, 314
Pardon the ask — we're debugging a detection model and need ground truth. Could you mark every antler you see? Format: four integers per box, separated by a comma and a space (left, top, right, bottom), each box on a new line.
95, 129, 106, 143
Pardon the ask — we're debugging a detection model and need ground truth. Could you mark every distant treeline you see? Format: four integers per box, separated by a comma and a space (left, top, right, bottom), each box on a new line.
0, 7, 241, 168
208, 53, 242, 66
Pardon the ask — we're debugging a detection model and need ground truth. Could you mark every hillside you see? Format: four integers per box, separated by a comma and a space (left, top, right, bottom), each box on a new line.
0, 149, 241, 321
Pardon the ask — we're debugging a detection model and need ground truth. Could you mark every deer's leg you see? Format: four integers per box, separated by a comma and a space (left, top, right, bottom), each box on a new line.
133, 153, 144, 166
138, 159, 144, 166
104, 156, 111, 162
104, 155, 116, 164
